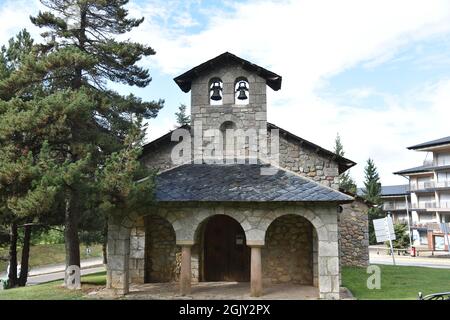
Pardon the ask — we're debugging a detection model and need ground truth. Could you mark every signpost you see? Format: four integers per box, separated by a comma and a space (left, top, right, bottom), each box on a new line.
439, 222, 450, 254
373, 215, 396, 265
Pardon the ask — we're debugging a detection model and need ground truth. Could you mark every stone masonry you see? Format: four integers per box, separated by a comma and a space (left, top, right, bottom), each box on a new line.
262, 214, 314, 285
106, 53, 363, 300
108, 202, 341, 299
339, 198, 370, 267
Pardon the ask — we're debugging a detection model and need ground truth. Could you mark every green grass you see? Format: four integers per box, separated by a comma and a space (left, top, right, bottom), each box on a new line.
342, 265, 450, 300
0, 271, 106, 300
1, 264, 449, 300
0, 243, 103, 272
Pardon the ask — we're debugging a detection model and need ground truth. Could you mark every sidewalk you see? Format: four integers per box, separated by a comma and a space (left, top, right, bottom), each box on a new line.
0, 257, 105, 285
369, 251, 450, 269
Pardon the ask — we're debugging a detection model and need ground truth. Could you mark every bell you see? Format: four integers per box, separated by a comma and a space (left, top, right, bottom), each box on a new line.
210, 82, 222, 101
237, 81, 248, 100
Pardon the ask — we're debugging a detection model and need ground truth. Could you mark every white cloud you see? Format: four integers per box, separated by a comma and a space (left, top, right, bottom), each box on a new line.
0, 0, 47, 45
2, 0, 450, 187
129, 0, 450, 186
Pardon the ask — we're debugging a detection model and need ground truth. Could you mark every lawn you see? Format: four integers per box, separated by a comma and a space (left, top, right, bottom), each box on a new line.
1, 265, 449, 300
0, 243, 103, 272
0, 271, 106, 300
342, 265, 450, 300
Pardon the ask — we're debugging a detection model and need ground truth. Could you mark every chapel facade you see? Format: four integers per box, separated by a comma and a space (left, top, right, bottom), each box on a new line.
106, 52, 368, 299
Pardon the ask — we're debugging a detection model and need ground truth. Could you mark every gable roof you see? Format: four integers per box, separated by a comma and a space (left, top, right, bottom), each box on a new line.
408, 136, 450, 150
173, 52, 282, 92
155, 163, 353, 203
142, 123, 356, 175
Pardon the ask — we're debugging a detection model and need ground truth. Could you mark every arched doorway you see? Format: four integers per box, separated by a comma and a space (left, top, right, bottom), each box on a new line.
263, 214, 314, 285
203, 215, 250, 282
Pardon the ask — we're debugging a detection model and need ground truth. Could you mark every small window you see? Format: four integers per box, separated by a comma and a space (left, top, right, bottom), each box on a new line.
209, 78, 223, 105
235, 77, 249, 105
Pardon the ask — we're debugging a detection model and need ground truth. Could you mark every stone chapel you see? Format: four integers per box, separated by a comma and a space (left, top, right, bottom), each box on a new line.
106, 52, 369, 299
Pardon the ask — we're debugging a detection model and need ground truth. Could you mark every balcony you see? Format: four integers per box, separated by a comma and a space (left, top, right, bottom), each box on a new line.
410, 180, 450, 191
411, 201, 437, 209
383, 203, 408, 211
410, 181, 435, 191
437, 201, 450, 209
411, 201, 450, 210
435, 181, 450, 189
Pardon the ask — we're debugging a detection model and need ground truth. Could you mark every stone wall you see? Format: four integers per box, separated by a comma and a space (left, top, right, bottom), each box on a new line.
262, 215, 313, 285
140, 127, 341, 190
144, 214, 180, 282
108, 201, 341, 298
142, 141, 179, 173
275, 133, 340, 189
339, 199, 370, 267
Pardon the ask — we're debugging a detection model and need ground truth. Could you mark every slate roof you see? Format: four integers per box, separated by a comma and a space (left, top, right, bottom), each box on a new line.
358, 185, 409, 197
408, 136, 450, 150
155, 163, 353, 203
393, 164, 432, 175
394, 164, 450, 175
141, 123, 356, 175
381, 185, 409, 196
173, 52, 282, 92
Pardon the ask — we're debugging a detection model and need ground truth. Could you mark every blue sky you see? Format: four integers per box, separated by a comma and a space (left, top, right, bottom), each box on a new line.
1, 0, 450, 187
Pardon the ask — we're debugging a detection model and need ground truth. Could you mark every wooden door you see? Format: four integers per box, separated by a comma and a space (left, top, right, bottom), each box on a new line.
204, 215, 250, 282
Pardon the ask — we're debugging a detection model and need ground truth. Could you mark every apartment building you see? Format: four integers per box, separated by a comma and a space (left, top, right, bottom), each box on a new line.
394, 136, 450, 250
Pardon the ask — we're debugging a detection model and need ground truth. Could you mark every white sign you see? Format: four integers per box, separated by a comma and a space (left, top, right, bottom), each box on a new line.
373, 216, 396, 243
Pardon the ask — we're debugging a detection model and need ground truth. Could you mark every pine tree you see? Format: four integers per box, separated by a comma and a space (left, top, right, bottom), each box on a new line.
334, 133, 357, 194
0, 29, 48, 288
175, 104, 190, 126
362, 158, 384, 244
363, 158, 382, 204
0, 0, 163, 279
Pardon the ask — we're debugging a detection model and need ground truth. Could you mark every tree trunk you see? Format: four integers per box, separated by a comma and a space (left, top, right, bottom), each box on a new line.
102, 218, 108, 264
18, 224, 32, 287
64, 192, 81, 270
7, 222, 18, 288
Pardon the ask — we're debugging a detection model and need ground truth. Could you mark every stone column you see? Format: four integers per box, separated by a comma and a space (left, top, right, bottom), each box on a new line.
106, 222, 131, 295
318, 240, 340, 300
250, 245, 263, 297
180, 244, 192, 296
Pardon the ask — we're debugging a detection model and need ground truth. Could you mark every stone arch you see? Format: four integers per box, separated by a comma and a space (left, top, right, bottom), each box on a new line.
143, 214, 179, 283
189, 209, 257, 245
259, 209, 329, 243
262, 214, 314, 285
195, 214, 251, 281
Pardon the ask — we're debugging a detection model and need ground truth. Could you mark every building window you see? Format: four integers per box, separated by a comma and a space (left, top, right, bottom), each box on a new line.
209, 78, 223, 105
235, 77, 249, 105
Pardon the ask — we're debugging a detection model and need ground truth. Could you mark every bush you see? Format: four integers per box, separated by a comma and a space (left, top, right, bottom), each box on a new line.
30, 227, 65, 245
387, 223, 410, 249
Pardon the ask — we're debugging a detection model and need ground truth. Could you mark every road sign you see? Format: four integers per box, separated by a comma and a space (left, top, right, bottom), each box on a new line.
373, 215, 396, 265
373, 216, 396, 243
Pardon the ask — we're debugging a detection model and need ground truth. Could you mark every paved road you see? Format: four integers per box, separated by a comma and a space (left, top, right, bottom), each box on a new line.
1, 257, 105, 286
27, 265, 105, 285
370, 253, 450, 269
